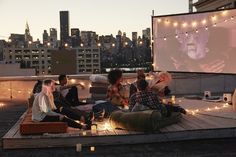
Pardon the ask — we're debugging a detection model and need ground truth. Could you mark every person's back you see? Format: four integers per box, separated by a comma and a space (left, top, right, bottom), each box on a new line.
32, 90, 55, 122
129, 79, 165, 112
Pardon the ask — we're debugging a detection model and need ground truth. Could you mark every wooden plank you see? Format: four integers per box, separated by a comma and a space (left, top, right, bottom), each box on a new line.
180, 115, 206, 130
3, 110, 27, 139
197, 113, 236, 128
3, 127, 236, 149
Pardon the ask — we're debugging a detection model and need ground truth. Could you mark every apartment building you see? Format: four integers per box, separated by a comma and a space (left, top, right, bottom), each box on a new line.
193, 0, 236, 11
75, 47, 100, 74
3, 47, 56, 75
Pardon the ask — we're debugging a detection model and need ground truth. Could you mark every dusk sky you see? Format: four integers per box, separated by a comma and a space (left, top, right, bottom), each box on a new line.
0, 0, 189, 41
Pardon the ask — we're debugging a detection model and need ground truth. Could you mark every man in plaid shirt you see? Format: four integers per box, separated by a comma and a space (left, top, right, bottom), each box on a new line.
129, 79, 186, 116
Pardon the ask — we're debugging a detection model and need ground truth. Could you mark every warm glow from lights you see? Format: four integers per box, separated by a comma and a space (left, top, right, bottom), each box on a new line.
191, 21, 197, 27
112, 43, 115, 47
80, 43, 84, 47
70, 79, 76, 84
211, 15, 217, 21
0, 103, 5, 108
182, 22, 188, 28
8, 39, 12, 42
64, 43, 68, 47
163, 37, 167, 41
47, 42, 50, 46
125, 42, 128, 45
222, 11, 228, 16
165, 20, 170, 25
103, 122, 112, 130
90, 146, 95, 152
173, 22, 178, 27
97, 43, 101, 47
157, 18, 162, 23
28, 41, 32, 44
231, 16, 234, 20
201, 19, 207, 25
80, 82, 85, 86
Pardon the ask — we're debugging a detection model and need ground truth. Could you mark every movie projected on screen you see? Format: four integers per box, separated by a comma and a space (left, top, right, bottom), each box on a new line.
152, 9, 236, 74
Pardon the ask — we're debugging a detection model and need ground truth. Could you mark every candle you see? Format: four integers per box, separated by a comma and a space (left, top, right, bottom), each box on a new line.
171, 95, 176, 104
90, 146, 95, 152
91, 124, 97, 134
76, 143, 82, 152
161, 99, 166, 104
82, 131, 87, 136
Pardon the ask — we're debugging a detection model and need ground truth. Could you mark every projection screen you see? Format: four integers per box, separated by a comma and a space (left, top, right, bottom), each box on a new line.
152, 9, 236, 74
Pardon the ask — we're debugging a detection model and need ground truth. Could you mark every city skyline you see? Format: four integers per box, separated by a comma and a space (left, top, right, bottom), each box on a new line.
0, 0, 188, 41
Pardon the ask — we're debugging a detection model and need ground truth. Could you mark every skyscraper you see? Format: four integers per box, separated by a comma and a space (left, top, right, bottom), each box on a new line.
25, 21, 33, 43
60, 11, 69, 47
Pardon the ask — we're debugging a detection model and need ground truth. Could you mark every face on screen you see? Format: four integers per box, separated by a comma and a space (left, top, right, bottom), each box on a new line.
177, 31, 209, 60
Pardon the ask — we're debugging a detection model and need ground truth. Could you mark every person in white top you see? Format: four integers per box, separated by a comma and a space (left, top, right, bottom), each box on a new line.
32, 79, 88, 129
56, 74, 87, 106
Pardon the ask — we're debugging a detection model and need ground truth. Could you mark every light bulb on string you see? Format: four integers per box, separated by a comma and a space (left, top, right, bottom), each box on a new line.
191, 21, 197, 28
173, 22, 178, 27
205, 26, 208, 30
182, 22, 187, 28
185, 32, 188, 37
222, 10, 228, 16
175, 34, 179, 38
163, 37, 167, 41
231, 16, 234, 20
201, 19, 207, 25
211, 15, 217, 22
195, 29, 199, 33
213, 23, 217, 27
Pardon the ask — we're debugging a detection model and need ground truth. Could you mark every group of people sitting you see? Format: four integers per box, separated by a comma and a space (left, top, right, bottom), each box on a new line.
106, 69, 186, 115
32, 75, 94, 130
31, 70, 186, 131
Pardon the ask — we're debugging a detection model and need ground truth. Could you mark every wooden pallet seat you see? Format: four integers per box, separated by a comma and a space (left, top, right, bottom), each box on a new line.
20, 109, 68, 135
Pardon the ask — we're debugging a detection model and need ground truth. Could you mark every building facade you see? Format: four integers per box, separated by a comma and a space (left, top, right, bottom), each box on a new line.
75, 47, 101, 74
50, 49, 77, 75
193, 0, 236, 11
3, 47, 56, 75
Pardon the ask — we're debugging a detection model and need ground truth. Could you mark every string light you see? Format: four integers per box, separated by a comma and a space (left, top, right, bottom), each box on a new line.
186, 103, 230, 115
173, 22, 178, 27
201, 19, 207, 25
154, 11, 236, 41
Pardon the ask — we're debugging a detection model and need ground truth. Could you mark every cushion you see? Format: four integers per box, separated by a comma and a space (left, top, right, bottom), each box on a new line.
20, 109, 68, 135
89, 74, 108, 84
109, 110, 182, 132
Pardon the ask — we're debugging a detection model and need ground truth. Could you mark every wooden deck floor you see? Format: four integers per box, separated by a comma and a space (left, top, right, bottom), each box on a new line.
3, 98, 236, 149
